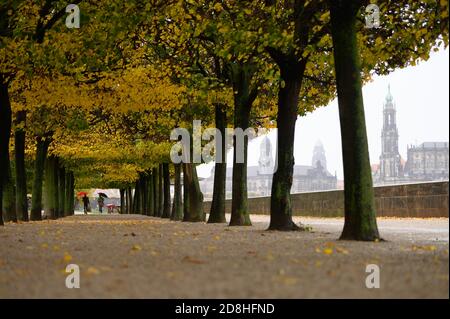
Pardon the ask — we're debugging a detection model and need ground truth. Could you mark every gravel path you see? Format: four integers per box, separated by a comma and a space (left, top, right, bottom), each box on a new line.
0, 214, 448, 298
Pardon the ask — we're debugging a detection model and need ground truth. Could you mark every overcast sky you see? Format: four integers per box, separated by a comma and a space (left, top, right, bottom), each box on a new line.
198, 48, 449, 180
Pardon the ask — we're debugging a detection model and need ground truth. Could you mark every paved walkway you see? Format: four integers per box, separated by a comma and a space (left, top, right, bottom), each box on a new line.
0, 214, 448, 298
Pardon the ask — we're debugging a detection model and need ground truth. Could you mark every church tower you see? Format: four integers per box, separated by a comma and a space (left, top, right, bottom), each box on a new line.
379, 85, 402, 181
258, 136, 275, 175
312, 140, 327, 170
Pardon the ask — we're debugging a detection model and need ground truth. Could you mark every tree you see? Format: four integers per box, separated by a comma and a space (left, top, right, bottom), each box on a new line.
14, 110, 28, 221
183, 163, 205, 222
171, 163, 183, 221
328, 0, 448, 240
30, 136, 51, 221
329, 0, 379, 240
162, 163, 171, 218
0, 73, 11, 225
207, 104, 227, 223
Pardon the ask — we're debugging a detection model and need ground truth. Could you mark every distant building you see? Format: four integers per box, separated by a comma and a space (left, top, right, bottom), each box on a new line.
379, 85, 403, 182
200, 138, 337, 198
404, 142, 449, 181
373, 86, 449, 184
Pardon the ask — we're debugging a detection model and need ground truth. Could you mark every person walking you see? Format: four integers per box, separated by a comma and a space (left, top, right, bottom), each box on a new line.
82, 195, 90, 215
97, 196, 105, 214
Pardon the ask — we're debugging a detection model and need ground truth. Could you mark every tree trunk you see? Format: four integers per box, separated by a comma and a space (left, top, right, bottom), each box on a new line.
139, 174, 146, 215
64, 171, 74, 216
58, 166, 66, 217
158, 164, 164, 217
147, 172, 154, 216
182, 163, 204, 222
182, 164, 189, 219
0, 188, 2, 225
162, 163, 171, 218
133, 179, 140, 214
0, 78, 12, 226
330, 0, 380, 241
153, 167, 159, 217
124, 187, 128, 214
54, 157, 60, 218
269, 61, 306, 231
126, 187, 133, 214
208, 104, 227, 223
144, 174, 149, 215
30, 137, 50, 221
229, 64, 253, 226
119, 188, 125, 214
14, 110, 28, 221
171, 163, 183, 221
0, 184, 2, 225
2, 158, 17, 223
44, 155, 58, 219
69, 172, 75, 215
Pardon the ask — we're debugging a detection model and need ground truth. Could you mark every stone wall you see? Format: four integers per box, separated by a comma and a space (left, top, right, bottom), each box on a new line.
203, 181, 449, 218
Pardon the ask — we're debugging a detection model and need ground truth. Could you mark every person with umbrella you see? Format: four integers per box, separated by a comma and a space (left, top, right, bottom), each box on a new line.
78, 192, 90, 215
97, 193, 108, 214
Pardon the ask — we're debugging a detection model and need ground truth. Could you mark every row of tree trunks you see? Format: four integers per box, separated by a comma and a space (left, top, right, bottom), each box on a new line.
131, 165, 175, 218
129, 163, 190, 221
131, 170, 161, 216
43, 156, 75, 219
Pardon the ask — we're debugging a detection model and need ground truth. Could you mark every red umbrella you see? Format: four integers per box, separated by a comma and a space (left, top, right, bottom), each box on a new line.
77, 191, 88, 197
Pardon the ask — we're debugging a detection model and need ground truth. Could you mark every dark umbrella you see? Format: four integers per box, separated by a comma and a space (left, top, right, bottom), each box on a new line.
97, 192, 108, 198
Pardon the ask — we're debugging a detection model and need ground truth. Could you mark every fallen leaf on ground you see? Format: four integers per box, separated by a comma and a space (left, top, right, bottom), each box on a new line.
130, 244, 142, 252
182, 256, 206, 264
273, 275, 298, 286
86, 267, 100, 275
207, 246, 217, 252
412, 245, 437, 251
336, 247, 349, 255
63, 252, 73, 263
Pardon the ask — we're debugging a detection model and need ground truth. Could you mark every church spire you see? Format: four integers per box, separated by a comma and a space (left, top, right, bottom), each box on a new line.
379, 83, 401, 181
385, 84, 394, 107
